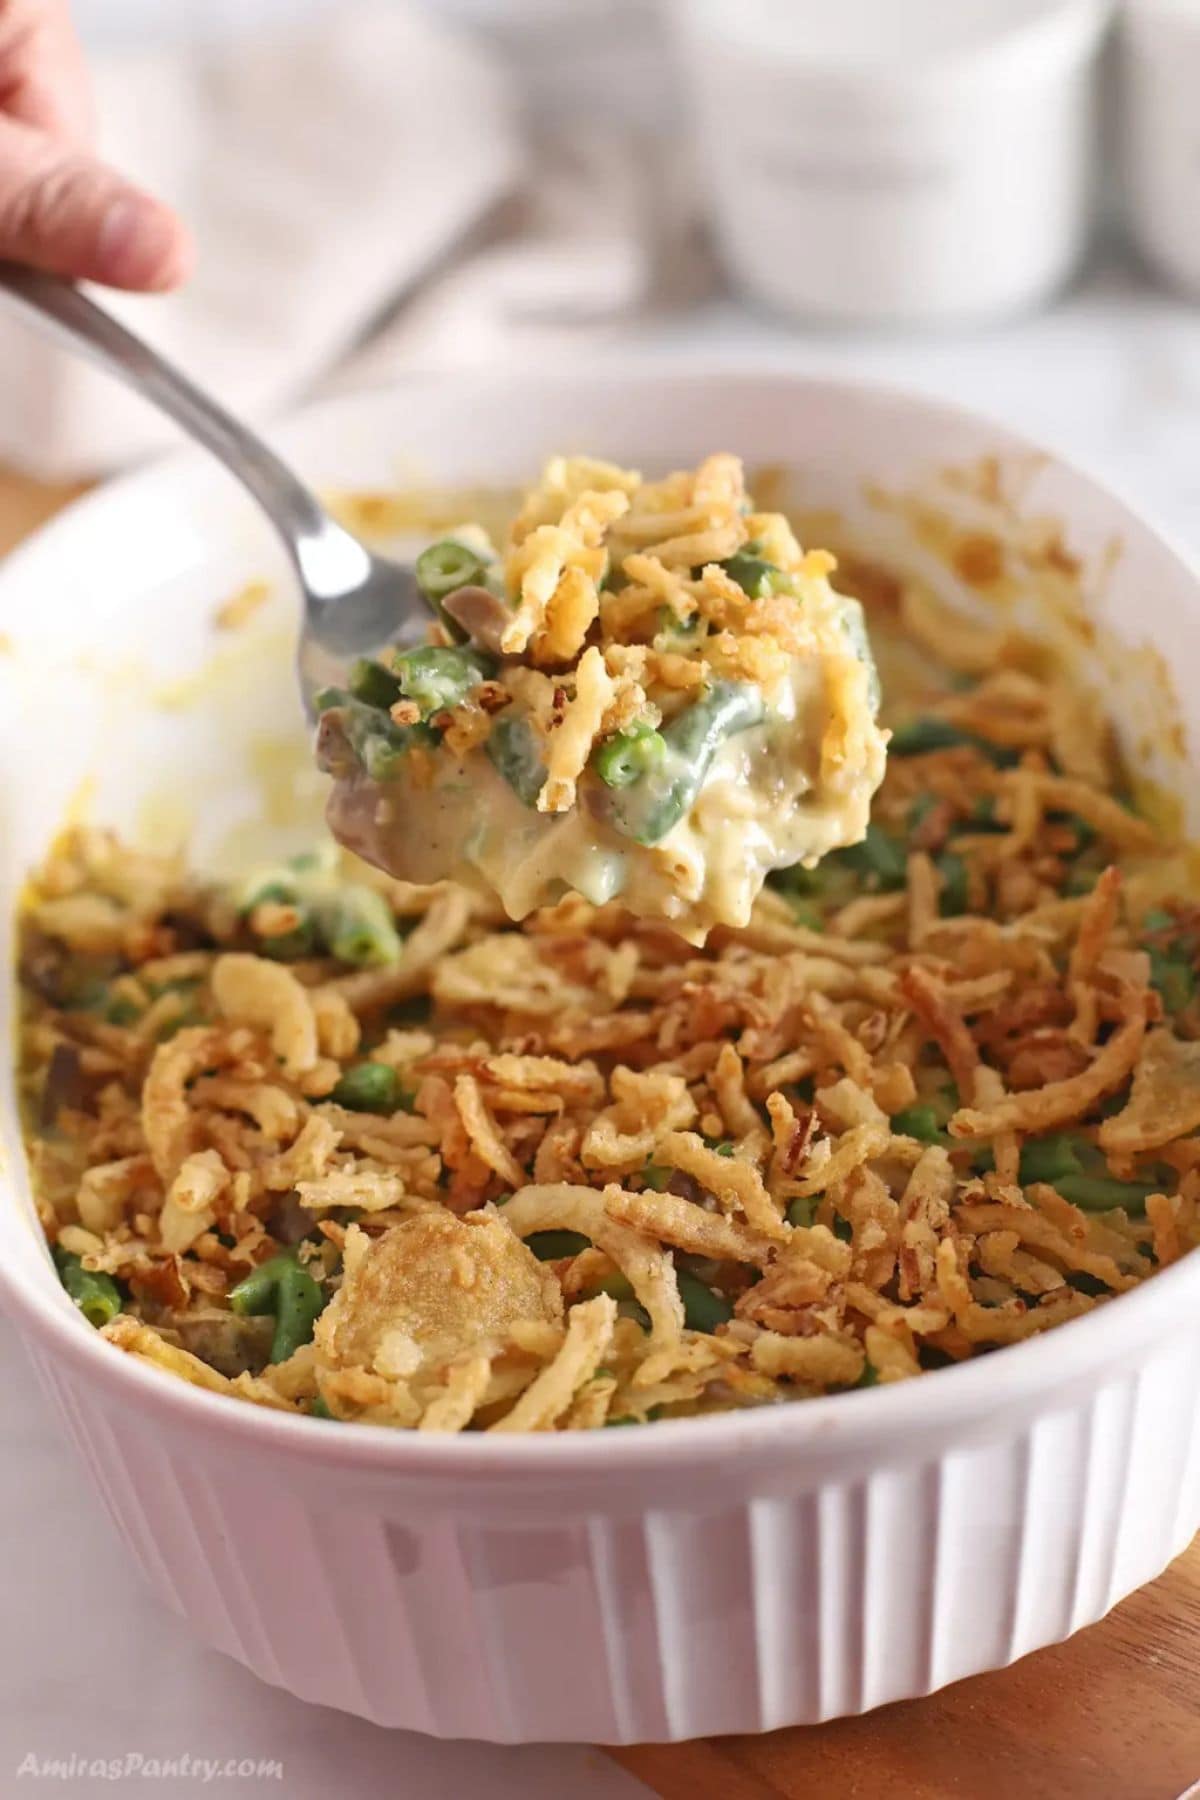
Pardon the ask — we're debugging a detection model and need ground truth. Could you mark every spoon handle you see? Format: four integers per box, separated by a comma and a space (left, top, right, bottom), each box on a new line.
0, 262, 342, 574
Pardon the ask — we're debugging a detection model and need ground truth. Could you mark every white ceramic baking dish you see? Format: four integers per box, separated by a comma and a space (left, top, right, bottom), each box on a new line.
1, 370, 1198, 1744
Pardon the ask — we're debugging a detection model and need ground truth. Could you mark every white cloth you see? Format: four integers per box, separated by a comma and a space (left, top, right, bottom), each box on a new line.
0, 0, 707, 482
0, 4, 525, 479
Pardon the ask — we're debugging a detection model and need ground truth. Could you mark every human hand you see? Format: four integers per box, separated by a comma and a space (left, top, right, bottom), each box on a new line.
0, 0, 190, 289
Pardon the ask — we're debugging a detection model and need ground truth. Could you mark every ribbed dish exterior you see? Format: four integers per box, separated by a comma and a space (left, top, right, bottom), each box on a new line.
26, 1314, 1200, 1744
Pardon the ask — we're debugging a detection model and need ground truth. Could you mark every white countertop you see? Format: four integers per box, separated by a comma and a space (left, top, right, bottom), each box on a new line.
2, 254, 1199, 1794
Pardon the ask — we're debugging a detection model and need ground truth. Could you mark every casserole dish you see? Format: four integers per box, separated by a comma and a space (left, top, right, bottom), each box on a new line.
1, 369, 1198, 1743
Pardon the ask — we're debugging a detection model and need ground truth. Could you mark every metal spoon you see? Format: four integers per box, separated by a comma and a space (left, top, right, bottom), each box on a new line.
0, 263, 423, 716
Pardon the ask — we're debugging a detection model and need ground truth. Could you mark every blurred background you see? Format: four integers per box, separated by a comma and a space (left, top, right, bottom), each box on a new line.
4, 0, 1200, 543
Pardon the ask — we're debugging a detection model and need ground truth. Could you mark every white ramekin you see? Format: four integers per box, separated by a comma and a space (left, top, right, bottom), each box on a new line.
1, 369, 1198, 1743
671, 0, 1114, 326
1120, 0, 1200, 297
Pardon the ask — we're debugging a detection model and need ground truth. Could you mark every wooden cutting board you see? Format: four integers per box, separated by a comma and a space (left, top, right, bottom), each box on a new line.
2, 468, 1197, 1800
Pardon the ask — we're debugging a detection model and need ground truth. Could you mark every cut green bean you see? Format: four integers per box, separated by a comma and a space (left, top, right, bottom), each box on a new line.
710, 552, 795, 599
782, 894, 824, 931
890, 1104, 945, 1144
675, 1268, 734, 1333
786, 1196, 817, 1228
318, 888, 403, 968
393, 645, 488, 719
53, 1248, 123, 1328
642, 1163, 673, 1192
315, 690, 428, 782
486, 711, 546, 807
834, 824, 907, 891
229, 1249, 326, 1363
593, 721, 667, 790
890, 717, 1016, 765
527, 1229, 591, 1261
310, 1394, 336, 1420
655, 605, 701, 644
1018, 1133, 1086, 1186
415, 539, 489, 602
349, 657, 402, 711
854, 1361, 880, 1389
837, 596, 882, 716
271, 1262, 325, 1362
228, 1251, 299, 1317
1054, 1173, 1156, 1216
935, 849, 969, 917
607, 681, 764, 845
330, 1061, 403, 1113
1149, 946, 1196, 1015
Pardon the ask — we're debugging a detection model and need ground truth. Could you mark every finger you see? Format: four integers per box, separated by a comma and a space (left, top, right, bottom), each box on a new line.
0, 0, 93, 144
0, 113, 192, 290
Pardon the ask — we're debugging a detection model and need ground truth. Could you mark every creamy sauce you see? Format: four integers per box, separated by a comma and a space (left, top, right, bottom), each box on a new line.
327, 608, 886, 942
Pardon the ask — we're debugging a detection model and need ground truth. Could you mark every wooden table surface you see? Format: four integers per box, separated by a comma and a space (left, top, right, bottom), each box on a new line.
2, 468, 1196, 1800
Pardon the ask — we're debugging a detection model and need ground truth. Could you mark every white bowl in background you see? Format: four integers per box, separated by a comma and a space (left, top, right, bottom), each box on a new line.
0, 369, 1198, 1743
1121, 0, 1200, 298
671, 0, 1114, 326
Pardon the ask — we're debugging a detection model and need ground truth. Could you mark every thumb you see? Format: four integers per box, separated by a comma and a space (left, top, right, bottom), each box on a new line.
0, 114, 191, 291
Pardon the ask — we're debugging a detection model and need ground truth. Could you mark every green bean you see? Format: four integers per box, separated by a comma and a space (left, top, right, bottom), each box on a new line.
655, 605, 701, 644
890, 1104, 945, 1144
642, 1163, 673, 1192
1050, 810, 1096, 853
834, 824, 907, 891
832, 1216, 853, 1243
393, 645, 488, 719
318, 888, 403, 968
1065, 1270, 1110, 1297
53, 1248, 123, 1328
675, 1268, 734, 1333
415, 539, 489, 602
786, 1196, 817, 1228
963, 794, 1003, 832
907, 794, 938, 833
935, 849, 969, 917
854, 1361, 880, 1389
486, 711, 546, 807
314, 690, 428, 782
1149, 946, 1196, 1015
241, 878, 318, 961
330, 1061, 404, 1114
584, 1272, 635, 1302
837, 596, 882, 716
228, 1250, 326, 1362
1055, 1173, 1156, 1216
271, 1261, 326, 1362
349, 657, 402, 711
310, 1395, 336, 1420
228, 1251, 299, 1317
105, 996, 142, 1027
608, 681, 764, 845
782, 895, 824, 931
890, 717, 1016, 765
1142, 908, 1175, 934
1018, 1133, 1085, 1185
709, 552, 795, 599
593, 721, 667, 790
527, 1229, 591, 1261
768, 861, 829, 898
704, 1138, 735, 1156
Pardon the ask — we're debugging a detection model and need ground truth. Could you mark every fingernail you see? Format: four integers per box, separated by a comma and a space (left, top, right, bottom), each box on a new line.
95, 192, 188, 291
